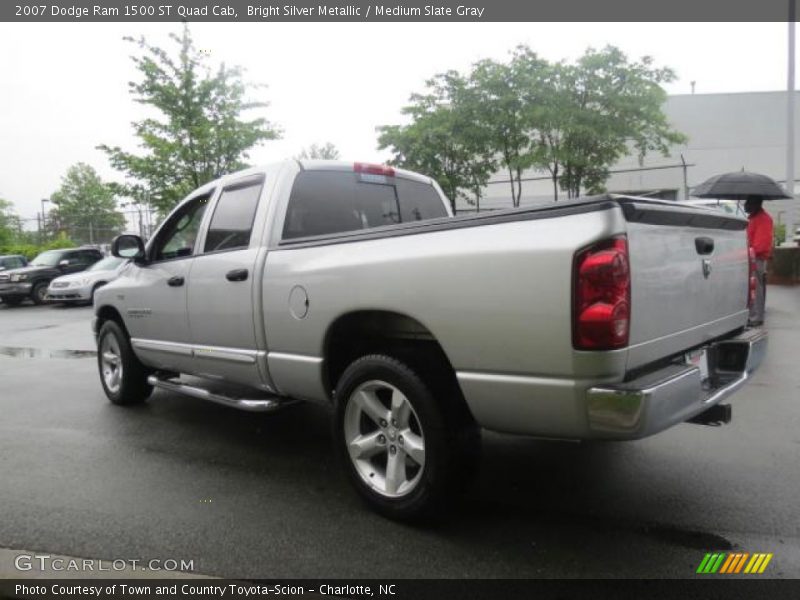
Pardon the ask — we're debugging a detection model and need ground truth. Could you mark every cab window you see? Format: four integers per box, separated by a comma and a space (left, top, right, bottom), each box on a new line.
282, 171, 446, 240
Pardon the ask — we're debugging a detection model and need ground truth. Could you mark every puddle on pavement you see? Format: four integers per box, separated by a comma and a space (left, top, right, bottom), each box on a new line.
639, 524, 733, 550
0, 346, 96, 359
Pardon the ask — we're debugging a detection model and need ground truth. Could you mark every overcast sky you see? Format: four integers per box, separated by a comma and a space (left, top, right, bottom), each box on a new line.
0, 21, 793, 219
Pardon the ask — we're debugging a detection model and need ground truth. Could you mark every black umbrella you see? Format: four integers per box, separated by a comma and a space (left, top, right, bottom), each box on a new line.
691, 171, 792, 200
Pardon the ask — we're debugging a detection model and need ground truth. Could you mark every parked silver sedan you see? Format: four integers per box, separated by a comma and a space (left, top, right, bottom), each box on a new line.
47, 256, 129, 305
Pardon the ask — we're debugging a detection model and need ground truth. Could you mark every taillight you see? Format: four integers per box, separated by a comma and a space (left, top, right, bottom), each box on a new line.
748, 247, 757, 308
354, 162, 395, 177
573, 236, 631, 350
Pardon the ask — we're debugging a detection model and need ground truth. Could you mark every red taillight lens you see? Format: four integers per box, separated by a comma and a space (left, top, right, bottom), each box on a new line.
354, 162, 395, 177
573, 237, 630, 350
747, 247, 757, 308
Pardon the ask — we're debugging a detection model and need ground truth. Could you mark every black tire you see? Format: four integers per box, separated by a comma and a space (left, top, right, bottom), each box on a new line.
97, 320, 152, 405
1, 296, 23, 306
31, 281, 49, 305
333, 354, 479, 521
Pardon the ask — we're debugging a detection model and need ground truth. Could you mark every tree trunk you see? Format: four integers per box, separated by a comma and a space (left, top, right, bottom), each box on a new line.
551, 164, 559, 202
507, 165, 516, 207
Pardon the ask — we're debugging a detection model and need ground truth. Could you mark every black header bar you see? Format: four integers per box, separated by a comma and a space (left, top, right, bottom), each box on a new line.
2, 0, 797, 22
3, 579, 800, 600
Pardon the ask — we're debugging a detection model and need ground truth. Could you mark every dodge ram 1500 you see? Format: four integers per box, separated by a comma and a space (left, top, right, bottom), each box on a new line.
94, 160, 767, 519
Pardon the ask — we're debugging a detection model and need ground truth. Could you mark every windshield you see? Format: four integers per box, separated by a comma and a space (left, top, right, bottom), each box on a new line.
30, 251, 64, 267
87, 256, 125, 272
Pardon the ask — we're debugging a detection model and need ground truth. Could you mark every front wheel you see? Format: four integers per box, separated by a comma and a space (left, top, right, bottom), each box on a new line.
97, 320, 152, 405
334, 354, 478, 521
31, 282, 49, 305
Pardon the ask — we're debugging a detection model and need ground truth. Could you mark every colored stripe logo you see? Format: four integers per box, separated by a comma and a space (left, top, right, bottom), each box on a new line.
697, 552, 773, 574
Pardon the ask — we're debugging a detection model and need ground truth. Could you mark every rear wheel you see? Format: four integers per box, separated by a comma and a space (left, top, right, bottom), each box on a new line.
334, 354, 479, 521
31, 282, 48, 305
97, 320, 152, 405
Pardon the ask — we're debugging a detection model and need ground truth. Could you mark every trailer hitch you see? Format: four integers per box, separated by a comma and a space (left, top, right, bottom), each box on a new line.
687, 403, 732, 427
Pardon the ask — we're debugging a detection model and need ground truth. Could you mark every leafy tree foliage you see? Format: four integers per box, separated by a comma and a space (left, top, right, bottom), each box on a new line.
296, 142, 341, 160
553, 47, 687, 199
99, 24, 280, 214
48, 163, 125, 244
0, 199, 21, 247
378, 71, 496, 213
379, 45, 686, 206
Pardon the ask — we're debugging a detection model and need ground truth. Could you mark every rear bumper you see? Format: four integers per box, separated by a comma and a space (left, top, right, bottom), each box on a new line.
458, 328, 767, 440
586, 328, 767, 439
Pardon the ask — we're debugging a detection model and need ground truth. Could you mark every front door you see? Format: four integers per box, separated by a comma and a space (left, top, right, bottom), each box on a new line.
124, 192, 211, 373
187, 175, 270, 390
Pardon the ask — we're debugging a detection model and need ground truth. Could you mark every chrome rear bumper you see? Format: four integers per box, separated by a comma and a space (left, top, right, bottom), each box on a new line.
586, 328, 767, 439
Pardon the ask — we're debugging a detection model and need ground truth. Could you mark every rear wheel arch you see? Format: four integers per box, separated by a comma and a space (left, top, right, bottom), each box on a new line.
322, 310, 474, 425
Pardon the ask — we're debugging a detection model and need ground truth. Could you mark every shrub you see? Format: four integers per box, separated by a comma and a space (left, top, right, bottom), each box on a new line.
0, 237, 77, 260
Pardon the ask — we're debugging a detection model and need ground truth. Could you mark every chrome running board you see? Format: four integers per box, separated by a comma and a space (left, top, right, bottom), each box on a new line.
147, 375, 291, 412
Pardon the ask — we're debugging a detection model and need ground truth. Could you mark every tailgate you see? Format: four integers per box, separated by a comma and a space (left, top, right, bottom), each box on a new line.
620, 199, 750, 370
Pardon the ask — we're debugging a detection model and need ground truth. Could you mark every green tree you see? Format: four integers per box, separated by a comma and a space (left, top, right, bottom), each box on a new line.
465, 50, 549, 207
48, 163, 125, 245
553, 47, 687, 199
0, 199, 22, 247
99, 24, 280, 214
377, 71, 496, 213
296, 142, 341, 160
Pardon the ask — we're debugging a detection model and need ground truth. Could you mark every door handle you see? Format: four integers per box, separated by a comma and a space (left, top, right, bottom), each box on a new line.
167, 275, 185, 287
694, 237, 714, 255
226, 268, 249, 282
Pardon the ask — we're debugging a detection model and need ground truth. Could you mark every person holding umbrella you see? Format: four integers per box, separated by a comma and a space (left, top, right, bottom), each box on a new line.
744, 195, 774, 326
692, 170, 789, 326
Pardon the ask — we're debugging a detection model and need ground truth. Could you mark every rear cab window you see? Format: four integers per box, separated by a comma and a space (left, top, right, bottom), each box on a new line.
282, 168, 447, 240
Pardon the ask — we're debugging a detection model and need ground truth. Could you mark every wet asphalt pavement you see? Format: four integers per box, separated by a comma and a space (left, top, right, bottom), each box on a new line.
0, 289, 798, 579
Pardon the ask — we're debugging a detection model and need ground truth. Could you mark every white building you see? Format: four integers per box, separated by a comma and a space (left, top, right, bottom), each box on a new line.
460, 90, 799, 233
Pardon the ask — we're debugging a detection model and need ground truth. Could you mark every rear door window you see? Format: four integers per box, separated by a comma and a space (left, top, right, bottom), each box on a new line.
203, 178, 264, 253
282, 171, 446, 240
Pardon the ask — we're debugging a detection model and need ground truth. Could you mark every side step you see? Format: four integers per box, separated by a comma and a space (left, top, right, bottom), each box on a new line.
147, 375, 291, 412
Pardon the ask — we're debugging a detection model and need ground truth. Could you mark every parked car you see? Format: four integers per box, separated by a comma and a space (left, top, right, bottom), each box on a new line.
0, 247, 103, 306
94, 160, 767, 520
47, 256, 129, 305
0, 254, 28, 272
680, 198, 747, 217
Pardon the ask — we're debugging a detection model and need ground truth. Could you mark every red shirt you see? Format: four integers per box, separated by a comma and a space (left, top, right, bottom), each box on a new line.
747, 209, 774, 260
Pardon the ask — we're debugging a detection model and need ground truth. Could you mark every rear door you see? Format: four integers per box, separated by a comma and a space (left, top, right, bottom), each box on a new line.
186, 174, 270, 389
622, 200, 749, 369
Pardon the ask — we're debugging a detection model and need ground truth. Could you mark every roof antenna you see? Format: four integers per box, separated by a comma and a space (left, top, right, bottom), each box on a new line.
690, 81, 696, 94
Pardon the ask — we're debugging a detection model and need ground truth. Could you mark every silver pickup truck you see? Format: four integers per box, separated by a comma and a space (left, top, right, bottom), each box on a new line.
94, 159, 767, 519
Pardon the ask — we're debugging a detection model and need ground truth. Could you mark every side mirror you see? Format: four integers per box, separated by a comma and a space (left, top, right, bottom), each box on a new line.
58, 259, 70, 269
112, 234, 146, 263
